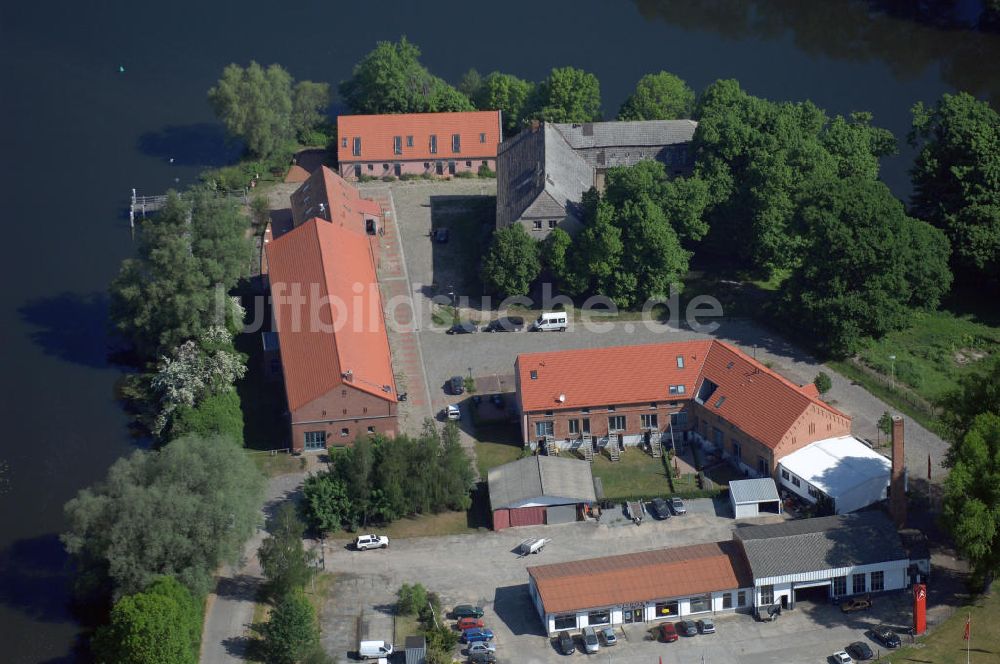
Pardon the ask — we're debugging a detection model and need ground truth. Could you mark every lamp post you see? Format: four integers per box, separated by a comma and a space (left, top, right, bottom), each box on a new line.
889, 355, 896, 390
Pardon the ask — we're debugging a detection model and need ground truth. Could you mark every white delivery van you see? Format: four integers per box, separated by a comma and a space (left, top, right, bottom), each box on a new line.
358, 640, 393, 659
529, 311, 568, 332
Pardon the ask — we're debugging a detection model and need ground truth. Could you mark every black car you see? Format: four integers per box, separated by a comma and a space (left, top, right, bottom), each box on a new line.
449, 376, 465, 395
846, 641, 874, 660
557, 630, 575, 655
649, 498, 672, 520
468, 651, 497, 664
870, 625, 901, 649
433, 228, 450, 243
447, 322, 478, 335
678, 620, 698, 637
483, 316, 524, 332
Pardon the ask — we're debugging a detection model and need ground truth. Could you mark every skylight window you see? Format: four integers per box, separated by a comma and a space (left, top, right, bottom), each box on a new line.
714, 396, 726, 408
676, 356, 684, 368
530, 370, 538, 380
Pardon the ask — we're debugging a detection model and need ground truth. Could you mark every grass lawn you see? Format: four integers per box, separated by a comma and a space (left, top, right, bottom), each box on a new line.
431, 196, 495, 292
586, 450, 671, 500
250, 451, 305, 478
394, 612, 421, 646
379, 511, 479, 540
886, 591, 998, 663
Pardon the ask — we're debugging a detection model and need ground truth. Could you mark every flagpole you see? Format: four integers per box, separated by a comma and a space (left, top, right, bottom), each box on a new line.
967, 611, 971, 664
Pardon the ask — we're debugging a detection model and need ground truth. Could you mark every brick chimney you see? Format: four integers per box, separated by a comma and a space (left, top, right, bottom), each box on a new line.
889, 415, 906, 528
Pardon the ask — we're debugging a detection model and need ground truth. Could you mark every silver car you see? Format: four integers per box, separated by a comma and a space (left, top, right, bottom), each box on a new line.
600, 626, 618, 645
670, 496, 687, 514
468, 642, 497, 654
697, 618, 715, 634
581, 626, 600, 653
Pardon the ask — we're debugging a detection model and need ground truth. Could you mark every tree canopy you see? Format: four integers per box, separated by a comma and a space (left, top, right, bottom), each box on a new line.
208, 62, 329, 158
257, 590, 322, 664
909, 92, 1000, 283
259, 503, 316, 602
339, 37, 474, 115
940, 355, 1000, 451
528, 67, 602, 124
474, 72, 535, 136
618, 71, 695, 121
62, 434, 264, 600
481, 225, 541, 297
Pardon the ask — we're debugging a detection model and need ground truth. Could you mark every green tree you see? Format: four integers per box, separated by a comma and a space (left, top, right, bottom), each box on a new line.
603, 160, 709, 243
339, 37, 473, 114
171, 388, 244, 443
542, 227, 573, 284
813, 371, 832, 395
940, 356, 1000, 452
397, 582, 429, 615
529, 67, 601, 124
613, 198, 688, 307
569, 199, 624, 297
258, 590, 321, 664
300, 470, 351, 533
259, 503, 316, 601
208, 62, 297, 158
481, 225, 542, 297
781, 176, 952, 357
618, 71, 695, 121
291, 81, 331, 141
437, 423, 475, 512
877, 411, 894, 445
909, 92, 1000, 282
457, 68, 483, 100
475, 72, 534, 135
943, 413, 1000, 589
62, 434, 264, 600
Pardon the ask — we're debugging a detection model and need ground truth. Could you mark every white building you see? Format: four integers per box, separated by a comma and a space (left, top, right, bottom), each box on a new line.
777, 435, 892, 514
729, 478, 783, 519
735, 511, 910, 615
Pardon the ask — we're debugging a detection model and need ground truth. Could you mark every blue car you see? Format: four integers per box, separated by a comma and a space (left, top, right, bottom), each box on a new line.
462, 628, 495, 643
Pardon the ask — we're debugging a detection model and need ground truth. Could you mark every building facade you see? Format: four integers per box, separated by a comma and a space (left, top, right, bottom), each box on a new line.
336, 111, 502, 180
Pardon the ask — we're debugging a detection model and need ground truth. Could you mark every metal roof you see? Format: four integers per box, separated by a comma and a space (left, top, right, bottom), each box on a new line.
734, 512, 907, 580
488, 455, 596, 510
728, 478, 781, 505
778, 436, 891, 497
552, 120, 697, 149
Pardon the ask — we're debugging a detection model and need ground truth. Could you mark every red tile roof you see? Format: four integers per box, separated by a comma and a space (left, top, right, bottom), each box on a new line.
290, 166, 382, 230
266, 218, 396, 411
337, 111, 501, 163
529, 541, 753, 614
516, 340, 847, 450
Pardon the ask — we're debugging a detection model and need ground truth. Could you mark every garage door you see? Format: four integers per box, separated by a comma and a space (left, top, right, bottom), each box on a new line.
493, 509, 510, 531
546, 504, 577, 525
732, 500, 758, 519
509, 506, 546, 527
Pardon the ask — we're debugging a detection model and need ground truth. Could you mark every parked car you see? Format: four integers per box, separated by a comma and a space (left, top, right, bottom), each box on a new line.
557, 630, 575, 654
697, 618, 715, 634
841, 595, 872, 613
870, 625, 901, 649
846, 641, 874, 660
452, 605, 485, 619
581, 626, 600, 654
449, 376, 465, 395
678, 620, 698, 637
468, 651, 496, 664
467, 642, 497, 654
483, 316, 524, 332
529, 311, 568, 332
660, 622, 679, 642
433, 228, 449, 243
457, 617, 484, 631
670, 496, 687, 514
447, 322, 478, 335
649, 498, 672, 520
831, 651, 854, 664
353, 534, 388, 550
599, 626, 617, 646
444, 404, 461, 421
358, 640, 393, 659
461, 628, 494, 643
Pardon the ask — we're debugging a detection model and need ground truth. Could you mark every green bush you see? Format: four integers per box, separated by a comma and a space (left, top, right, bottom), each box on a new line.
813, 371, 833, 395
357, 174, 377, 183
381, 175, 397, 182
397, 583, 428, 615
420, 172, 435, 180
477, 164, 496, 178
399, 173, 421, 181
454, 171, 476, 179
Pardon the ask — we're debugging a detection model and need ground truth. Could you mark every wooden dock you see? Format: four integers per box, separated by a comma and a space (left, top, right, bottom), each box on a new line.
129, 188, 250, 227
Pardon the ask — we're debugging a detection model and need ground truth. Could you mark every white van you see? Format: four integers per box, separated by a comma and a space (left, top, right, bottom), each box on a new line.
358, 640, 393, 659
529, 311, 568, 332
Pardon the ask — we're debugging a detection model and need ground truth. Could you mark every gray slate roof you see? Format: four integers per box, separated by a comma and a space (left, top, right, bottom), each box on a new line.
734, 511, 907, 580
552, 120, 697, 149
729, 478, 781, 505
488, 455, 597, 510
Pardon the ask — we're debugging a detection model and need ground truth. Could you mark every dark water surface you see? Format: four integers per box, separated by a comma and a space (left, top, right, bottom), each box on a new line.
1, 1, 997, 661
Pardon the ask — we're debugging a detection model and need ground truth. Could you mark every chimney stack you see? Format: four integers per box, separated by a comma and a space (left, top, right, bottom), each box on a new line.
889, 415, 906, 528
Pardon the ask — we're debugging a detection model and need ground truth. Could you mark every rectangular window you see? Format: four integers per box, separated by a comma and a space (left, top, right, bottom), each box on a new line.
466, 160, 472, 167
535, 421, 554, 437
608, 415, 625, 431
676, 355, 684, 368
607, 405, 616, 412
480, 132, 487, 143
393, 136, 402, 154
304, 431, 325, 451
833, 576, 847, 597
533, 220, 542, 230
792, 476, 801, 487
429, 135, 438, 154
781, 469, 790, 480
870, 571, 884, 592
737, 591, 747, 607
354, 165, 361, 178
367, 426, 375, 434
712, 427, 724, 446
553, 614, 576, 631
757, 456, 768, 476
670, 411, 688, 427
352, 137, 361, 156
654, 600, 678, 618
808, 485, 821, 498
581, 407, 590, 414
641, 413, 658, 429
582, 418, 591, 434
340, 427, 349, 437
548, 219, 557, 228
568, 419, 580, 435
689, 594, 711, 613
587, 610, 610, 626
722, 593, 733, 609
545, 410, 554, 416
406, 135, 414, 147
341, 137, 347, 148
452, 133, 461, 153
852, 573, 866, 594
760, 585, 774, 606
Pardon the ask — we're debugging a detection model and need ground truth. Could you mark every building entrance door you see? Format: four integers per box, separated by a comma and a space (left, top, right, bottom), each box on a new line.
623, 608, 643, 624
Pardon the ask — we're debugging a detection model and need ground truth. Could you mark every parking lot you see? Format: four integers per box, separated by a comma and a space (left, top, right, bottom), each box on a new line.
319, 500, 916, 664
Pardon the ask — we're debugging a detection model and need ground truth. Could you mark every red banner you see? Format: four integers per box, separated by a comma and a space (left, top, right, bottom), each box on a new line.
913, 584, 927, 635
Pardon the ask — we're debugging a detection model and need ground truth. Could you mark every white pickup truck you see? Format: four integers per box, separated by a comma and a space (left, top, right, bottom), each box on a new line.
354, 534, 389, 550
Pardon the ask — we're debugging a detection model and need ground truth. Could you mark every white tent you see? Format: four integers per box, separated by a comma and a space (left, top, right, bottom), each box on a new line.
777, 436, 891, 514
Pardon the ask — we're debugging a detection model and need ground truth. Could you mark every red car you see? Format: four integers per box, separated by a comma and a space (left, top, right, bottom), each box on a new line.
660, 622, 679, 642
457, 617, 485, 631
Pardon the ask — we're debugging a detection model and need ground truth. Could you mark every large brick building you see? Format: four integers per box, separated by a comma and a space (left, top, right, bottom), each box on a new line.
514, 340, 851, 476
265, 171, 398, 452
336, 111, 502, 180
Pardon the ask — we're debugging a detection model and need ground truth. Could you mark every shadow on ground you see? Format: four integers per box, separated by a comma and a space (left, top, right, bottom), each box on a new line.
18, 292, 113, 370
137, 123, 243, 167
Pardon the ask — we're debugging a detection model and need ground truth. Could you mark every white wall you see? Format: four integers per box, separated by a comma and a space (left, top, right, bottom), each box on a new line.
835, 475, 888, 514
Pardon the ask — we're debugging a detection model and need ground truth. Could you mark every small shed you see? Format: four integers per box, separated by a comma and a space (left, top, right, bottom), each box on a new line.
488, 455, 597, 530
729, 478, 782, 519
404, 635, 426, 664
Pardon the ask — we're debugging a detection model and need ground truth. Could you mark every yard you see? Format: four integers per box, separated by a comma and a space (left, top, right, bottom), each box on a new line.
430, 194, 495, 294
473, 424, 524, 478
378, 510, 480, 540
584, 449, 671, 500
886, 591, 998, 663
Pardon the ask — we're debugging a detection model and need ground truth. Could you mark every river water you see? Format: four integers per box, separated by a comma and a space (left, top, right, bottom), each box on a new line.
1, 1, 997, 661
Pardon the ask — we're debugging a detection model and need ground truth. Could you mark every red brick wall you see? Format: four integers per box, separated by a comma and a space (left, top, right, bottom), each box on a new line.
339, 158, 495, 180
522, 401, 687, 445
289, 384, 397, 451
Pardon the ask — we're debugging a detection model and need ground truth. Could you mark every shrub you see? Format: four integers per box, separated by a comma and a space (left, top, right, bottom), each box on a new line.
420, 172, 435, 180
357, 174, 378, 183
813, 371, 833, 395
397, 583, 429, 616
381, 175, 397, 182
477, 164, 496, 178
454, 171, 476, 178
399, 173, 421, 181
